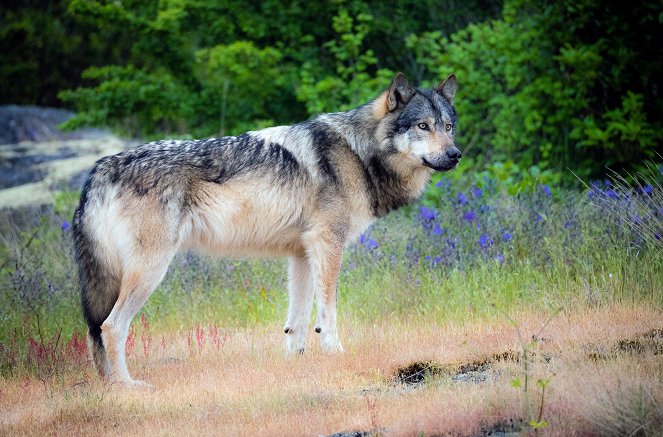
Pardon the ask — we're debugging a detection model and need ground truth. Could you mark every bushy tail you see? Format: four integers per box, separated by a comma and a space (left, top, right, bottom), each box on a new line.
73, 176, 120, 376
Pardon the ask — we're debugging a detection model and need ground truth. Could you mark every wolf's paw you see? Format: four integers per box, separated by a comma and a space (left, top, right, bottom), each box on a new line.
285, 330, 307, 355
285, 346, 306, 356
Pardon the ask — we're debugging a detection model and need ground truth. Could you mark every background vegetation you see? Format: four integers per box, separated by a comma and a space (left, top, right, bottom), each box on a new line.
2, 0, 662, 181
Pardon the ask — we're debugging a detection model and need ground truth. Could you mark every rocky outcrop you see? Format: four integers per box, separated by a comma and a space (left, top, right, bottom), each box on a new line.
0, 106, 130, 208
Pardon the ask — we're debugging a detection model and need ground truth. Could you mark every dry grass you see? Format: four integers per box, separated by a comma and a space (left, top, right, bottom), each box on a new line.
1, 304, 662, 436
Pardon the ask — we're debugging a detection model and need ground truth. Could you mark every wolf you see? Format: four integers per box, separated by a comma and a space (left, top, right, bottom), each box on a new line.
72, 72, 460, 386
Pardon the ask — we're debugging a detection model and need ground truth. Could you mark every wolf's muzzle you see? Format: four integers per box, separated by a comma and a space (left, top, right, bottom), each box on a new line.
422, 146, 461, 172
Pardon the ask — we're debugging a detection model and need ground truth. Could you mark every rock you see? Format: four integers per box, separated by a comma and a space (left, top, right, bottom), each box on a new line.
0, 105, 106, 144
0, 105, 130, 209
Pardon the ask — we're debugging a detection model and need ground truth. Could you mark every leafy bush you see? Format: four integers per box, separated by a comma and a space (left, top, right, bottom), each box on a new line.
407, 0, 663, 180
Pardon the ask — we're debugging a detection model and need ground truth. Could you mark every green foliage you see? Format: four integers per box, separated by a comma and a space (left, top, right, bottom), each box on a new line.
195, 41, 291, 135
408, 0, 663, 181
59, 65, 193, 136
0, 0, 135, 106
296, 9, 392, 115
2, 0, 662, 181
4, 0, 498, 138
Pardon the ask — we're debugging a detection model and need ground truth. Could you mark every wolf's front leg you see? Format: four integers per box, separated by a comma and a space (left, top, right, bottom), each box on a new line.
305, 232, 344, 353
284, 256, 314, 354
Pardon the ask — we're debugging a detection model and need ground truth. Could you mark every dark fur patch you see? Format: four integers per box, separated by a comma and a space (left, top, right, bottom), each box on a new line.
202, 134, 302, 186
307, 121, 342, 184
82, 135, 304, 209
361, 154, 413, 217
75, 164, 97, 218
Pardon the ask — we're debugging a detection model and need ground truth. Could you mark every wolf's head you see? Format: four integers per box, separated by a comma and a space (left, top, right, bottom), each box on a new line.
373, 73, 460, 172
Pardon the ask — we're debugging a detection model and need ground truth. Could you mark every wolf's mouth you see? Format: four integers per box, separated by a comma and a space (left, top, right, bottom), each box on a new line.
422, 157, 459, 172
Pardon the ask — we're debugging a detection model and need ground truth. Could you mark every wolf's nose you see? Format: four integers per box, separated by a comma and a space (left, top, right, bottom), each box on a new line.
446, 147, 462, 160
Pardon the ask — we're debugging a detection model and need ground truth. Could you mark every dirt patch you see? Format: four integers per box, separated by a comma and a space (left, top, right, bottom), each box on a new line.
326, 432, 369, 437
617, 328, 663, 354
589, 328, 663, 361
396, 361, 442, 385
467, 418, 524, 437
327, 418, 524, 437
395, 351, 520, 386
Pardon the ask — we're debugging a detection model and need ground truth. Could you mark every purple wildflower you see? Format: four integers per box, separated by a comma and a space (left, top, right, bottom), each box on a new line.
463, 210, 477, 222
472, 187, 483, 199
433, 222, 444, 235
642, 185, 653, 195
502, 230, 512, 242
536, 213, 543, 222
606, 190, 618, 199
359, 233, 379, 250
61, 221, 71, 231
419, 206, 435, 221
478, 234, 493, 249
359, 233, 377, 249
457, 192, 468, 205
540, 185, 552, 197
425, 255, 441, 267
365, 238, 379, 250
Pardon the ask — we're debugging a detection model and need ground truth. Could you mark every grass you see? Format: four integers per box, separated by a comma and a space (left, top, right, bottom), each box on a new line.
1, 307, 661, 436
1, 172, 662, 435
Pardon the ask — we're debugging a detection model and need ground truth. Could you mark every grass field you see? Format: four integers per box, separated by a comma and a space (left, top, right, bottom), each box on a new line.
1, 173, 662, 435
1, 307, 662, 436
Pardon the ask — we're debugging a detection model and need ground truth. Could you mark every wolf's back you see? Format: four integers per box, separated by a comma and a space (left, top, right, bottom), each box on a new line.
72, 160, 121, 375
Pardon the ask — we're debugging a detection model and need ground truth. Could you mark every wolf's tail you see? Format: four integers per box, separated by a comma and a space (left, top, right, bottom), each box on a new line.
73, 169, 120, 376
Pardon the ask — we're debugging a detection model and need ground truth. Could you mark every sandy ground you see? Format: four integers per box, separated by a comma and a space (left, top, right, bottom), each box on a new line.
1, 305, 661, 436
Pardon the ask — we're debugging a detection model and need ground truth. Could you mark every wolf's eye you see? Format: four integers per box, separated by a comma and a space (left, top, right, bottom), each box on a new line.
445, 124, 452, 132
417, 123, 429, 131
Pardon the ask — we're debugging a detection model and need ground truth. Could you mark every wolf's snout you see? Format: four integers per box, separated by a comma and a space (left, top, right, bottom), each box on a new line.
422, 145, 462, 171
446, 147, 462, 160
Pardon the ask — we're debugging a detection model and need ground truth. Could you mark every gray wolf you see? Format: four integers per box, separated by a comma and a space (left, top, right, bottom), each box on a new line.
73, 72, 460, 386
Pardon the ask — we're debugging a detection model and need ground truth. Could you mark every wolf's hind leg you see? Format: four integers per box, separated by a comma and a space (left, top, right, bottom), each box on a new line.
101, 252, 174, 386
87, 331, 112, 376
284, 256, 314, 353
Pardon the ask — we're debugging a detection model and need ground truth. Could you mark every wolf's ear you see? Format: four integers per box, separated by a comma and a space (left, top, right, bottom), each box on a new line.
435, 74, 457, 103
387, 72, 415, 112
